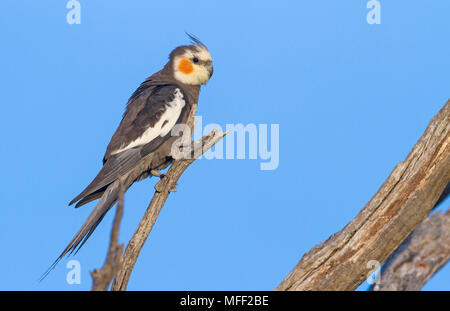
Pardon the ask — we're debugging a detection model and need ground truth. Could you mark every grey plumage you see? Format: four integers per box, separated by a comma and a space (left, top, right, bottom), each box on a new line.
69, 85, 190, 206
41, 39, 212, 280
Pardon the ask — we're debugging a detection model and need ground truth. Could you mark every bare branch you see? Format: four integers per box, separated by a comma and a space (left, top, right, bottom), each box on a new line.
105, 100, 225, 291
110, 130, 226, 291
276, 100, 450, 291
88, 93, 227, 291
371, 209, 450, 291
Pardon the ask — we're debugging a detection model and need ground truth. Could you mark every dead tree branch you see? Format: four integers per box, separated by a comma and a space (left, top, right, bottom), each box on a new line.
104, 100, 227, 291
371, 209, 449, 291
109, 130, 226, 291
276, 100, 450, 291
90, 97, 226, 291
435, 182, 449, 208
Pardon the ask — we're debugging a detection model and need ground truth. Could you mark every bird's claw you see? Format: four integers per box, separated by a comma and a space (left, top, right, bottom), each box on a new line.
151, 169, 165, 179
154, 173, 177, 193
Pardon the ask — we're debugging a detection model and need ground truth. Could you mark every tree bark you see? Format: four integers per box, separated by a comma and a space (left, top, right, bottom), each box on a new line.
371, 209, 449, 291
276, 100, 450, 291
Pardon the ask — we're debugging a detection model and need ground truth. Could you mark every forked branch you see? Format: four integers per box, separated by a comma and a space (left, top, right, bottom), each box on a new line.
276, 100, 450, 291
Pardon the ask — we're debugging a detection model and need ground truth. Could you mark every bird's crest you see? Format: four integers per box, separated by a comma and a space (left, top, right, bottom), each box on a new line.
185, 32, 206, 48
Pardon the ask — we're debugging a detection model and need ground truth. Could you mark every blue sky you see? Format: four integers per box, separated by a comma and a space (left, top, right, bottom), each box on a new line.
0, 1, 448, 290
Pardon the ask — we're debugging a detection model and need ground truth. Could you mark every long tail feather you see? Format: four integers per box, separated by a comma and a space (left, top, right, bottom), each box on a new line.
40, 181, 120, 281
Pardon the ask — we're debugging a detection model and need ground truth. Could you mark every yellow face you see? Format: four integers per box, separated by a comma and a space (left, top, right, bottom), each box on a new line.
173, 46, 213, 85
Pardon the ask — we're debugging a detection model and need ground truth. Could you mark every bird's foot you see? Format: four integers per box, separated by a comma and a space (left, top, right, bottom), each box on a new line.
155, 180, 178, 193
151, 169, 165, 179
153, 170, 178, 193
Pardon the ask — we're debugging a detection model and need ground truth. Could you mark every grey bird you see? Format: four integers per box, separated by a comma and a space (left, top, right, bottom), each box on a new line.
42, 35, 213, 278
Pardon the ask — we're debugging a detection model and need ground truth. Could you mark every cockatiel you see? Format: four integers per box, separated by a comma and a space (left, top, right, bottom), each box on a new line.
43, 35, 213, 278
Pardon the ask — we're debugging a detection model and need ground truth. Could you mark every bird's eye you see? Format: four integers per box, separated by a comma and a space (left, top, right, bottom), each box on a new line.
192, 57, 199, 63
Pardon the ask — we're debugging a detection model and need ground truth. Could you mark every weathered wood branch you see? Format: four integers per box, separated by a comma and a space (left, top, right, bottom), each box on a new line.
105, 99, 227, 291
276, 100, 450, 291
371, 209, 449, 291
109, 130, 226, 291
435, 182, 449, 208
89, 96, 226, 291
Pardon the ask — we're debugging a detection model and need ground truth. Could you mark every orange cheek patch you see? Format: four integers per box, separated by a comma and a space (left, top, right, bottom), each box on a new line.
178, 58, 194, 74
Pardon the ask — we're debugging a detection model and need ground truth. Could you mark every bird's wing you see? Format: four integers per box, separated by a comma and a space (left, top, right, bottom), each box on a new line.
69, 83, 190, 206
104, 83, 188, 160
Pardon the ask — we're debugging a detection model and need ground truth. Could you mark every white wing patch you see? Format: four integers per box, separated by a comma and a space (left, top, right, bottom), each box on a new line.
111, 88, 186, 155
